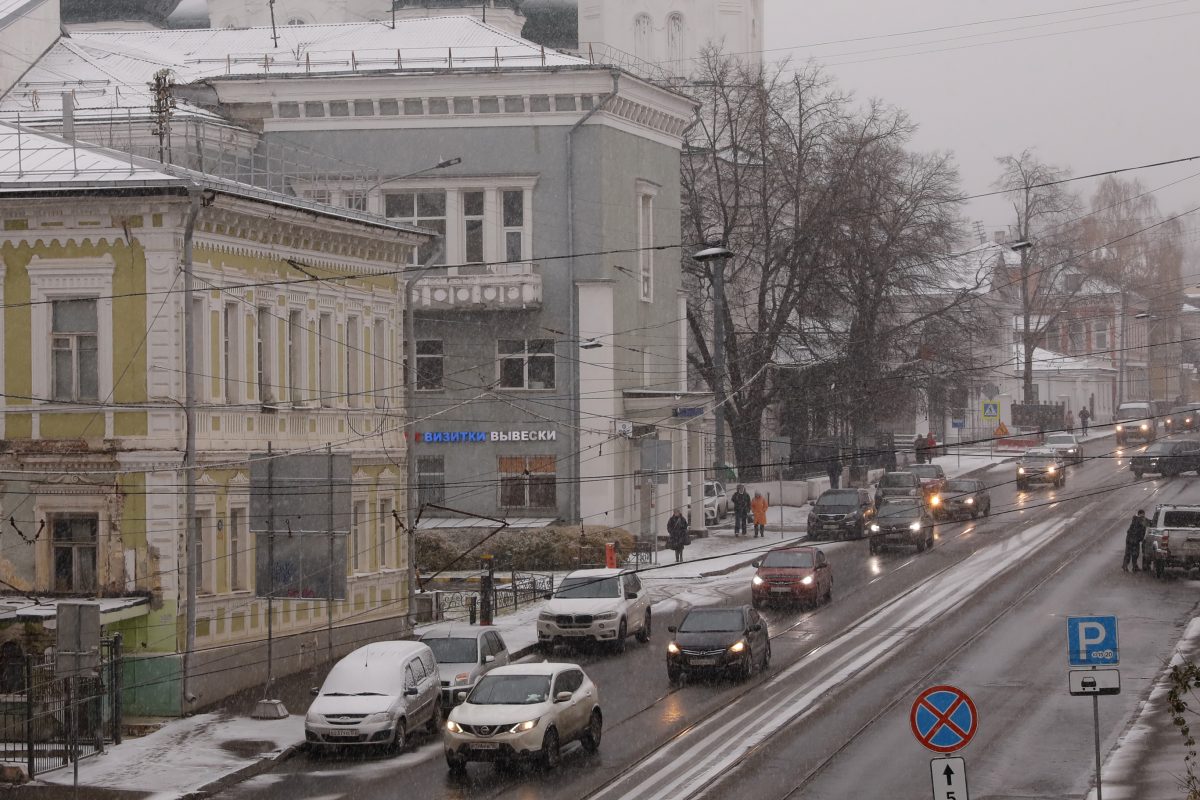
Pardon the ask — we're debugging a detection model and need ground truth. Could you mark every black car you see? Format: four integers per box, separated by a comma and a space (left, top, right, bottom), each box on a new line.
941, 478, 991, 519
1016, 449, 1066, 490
807, 489, 874, 540
666, 605, 770, 684
874, 472, 922, 506
1130, 439, 1200, 478
868, 498, 934, 554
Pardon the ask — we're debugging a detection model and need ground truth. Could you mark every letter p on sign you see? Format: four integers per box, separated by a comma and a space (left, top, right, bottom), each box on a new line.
1067, 615, 1119, 667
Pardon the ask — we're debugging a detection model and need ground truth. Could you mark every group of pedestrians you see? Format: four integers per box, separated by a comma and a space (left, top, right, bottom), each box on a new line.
731, 484, 768, 538
913, 432, 938, 464
1123, 509, 1148, 572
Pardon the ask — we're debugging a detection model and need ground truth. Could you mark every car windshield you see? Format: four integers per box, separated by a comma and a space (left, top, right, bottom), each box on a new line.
878, 500, 919, 516
1022, 457, 1057, 466
909, 466, 941, 479
945, 480, 977, 492
880, 473, 917, 487
1045, 435, 1075, 445
761, 550, 815, 569
556, 576, 621, 599
1117, 405, 1151, 420
816, 491, 858, 511
468, 674, 551, 705
421, 637, 478, 665
678, 609, 745, 632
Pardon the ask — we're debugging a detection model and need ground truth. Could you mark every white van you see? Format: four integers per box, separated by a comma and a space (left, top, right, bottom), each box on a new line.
304, 641, 441, 752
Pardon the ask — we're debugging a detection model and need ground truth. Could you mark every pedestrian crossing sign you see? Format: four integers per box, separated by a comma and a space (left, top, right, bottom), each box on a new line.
982, 402, 999, 420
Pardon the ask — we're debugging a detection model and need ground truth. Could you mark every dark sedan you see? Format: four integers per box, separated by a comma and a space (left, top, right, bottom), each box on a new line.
1164, 406, 1200, 434
666, 606, 770, 684
807, 489, 874, 540
941, 478, 991, 519
1016, 448, 1066, 490
868, 498, 934, 554
1130, 439, 1200, 478
874, 471, 922, 506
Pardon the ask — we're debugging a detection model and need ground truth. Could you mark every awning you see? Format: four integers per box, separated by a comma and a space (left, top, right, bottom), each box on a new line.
0, 596, 151, 625
416, 517, 558, 531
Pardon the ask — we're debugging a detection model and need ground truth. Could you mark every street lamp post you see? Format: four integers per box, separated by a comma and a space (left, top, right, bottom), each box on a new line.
694, 245, 734, 475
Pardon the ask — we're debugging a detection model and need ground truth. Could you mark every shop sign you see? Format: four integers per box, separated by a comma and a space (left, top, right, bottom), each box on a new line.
413, 430, 558, 444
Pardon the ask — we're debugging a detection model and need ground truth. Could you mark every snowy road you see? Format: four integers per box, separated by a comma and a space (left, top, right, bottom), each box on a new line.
210, 438, 1200, 800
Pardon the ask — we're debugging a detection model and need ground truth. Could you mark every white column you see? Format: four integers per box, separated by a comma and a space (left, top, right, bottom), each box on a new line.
578, 281, 617, 525
688, 421, 706, 534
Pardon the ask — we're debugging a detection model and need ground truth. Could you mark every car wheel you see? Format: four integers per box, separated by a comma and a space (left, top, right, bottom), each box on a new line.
426, 700, 442, 735
970, 509, 978, 519
916, 536, 926, 553
636, 610, 652, 644
1017, 481, 1027, 491
1133, 470, 1143, 479
868, 539, 879, 555
824, 583, 833, 604
540, 729, 561, 770
667, 666, 683, 686
741, 650, 755, 680
581, 709, 603, 754
446, 752, 467, 773
613, 619, 628, 654
389, 719, 406, 754
984, 503, 991, 517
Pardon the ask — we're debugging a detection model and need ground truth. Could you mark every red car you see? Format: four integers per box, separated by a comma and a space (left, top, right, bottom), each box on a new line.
751, 546, 833, 608
908, 463, 949, 517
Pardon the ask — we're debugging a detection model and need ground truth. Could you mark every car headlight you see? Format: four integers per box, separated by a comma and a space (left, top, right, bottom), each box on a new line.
801, 575, 814, 586
965, 497, 974, 504
446, 720, 463, 734
870, 523, 880, 532
509, 719, 540, 733
539, 611, 555, 621
454, 672, 472, 685
1047, 466, 1056, 474
752, 575, 765, 586
667, 641, 680, 655
1141, 424, 1149, 431
364, 712, 391, 724
594, 611, 618, 621
1018, 467, 1025, 474
1116, 424, 1124, 431
930, 495, 941, 506
729, 640, 746, 653
909, 522, 921, 531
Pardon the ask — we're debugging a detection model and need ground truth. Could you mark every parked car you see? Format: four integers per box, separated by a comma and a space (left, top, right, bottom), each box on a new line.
686, 481, 728, 525
420, 626, 510, 709
1043, 432, 1084, 466
1164, 405, 1200, 434
1115, 402, 1157, 445
940, 478, 991, 519
874, 471, 922, 506
443, 663, 602, 771
537, 568, 651, 652
1130, 438, 1200, 478
665, 605, 770, 684
868, 498, 934, 554
908, 463, 949, 515
304, 641, 441, 752
806, 489, 874, 540
1142, 504, 1200, 579
750, 546, 833, 608
1016, 448, 1066, 490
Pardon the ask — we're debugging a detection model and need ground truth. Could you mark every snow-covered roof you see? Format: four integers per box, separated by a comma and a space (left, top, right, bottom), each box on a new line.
0, 595, 149, 623
1, 17, 587, 121
0, 0, 47, 26
1015, 345, 1117, 374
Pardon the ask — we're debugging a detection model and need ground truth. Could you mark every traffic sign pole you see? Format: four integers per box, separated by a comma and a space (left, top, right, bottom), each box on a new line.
1066, 615, 1119, 800
1092, 694, 1103, 800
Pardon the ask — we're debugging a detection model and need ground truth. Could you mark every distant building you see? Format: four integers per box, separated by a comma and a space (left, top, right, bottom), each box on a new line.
206, 0, 526, 35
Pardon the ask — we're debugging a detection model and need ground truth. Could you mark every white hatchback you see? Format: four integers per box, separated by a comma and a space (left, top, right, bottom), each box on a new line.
443, 662, 602, 771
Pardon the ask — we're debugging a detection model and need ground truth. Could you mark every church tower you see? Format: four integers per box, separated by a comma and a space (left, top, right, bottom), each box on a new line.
577, 0, 764, 77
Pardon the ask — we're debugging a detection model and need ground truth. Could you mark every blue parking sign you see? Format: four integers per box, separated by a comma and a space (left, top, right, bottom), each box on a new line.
1067, 615, 1119, 666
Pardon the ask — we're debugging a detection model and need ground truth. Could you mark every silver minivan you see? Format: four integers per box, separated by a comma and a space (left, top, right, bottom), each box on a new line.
420, 625, 510, 708
304, 641, 441, 752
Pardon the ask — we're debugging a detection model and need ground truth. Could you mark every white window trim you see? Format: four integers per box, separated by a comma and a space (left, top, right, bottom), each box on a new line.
28, 256, 115, 405
227, 506, 251, 594
637, 180, 659, 303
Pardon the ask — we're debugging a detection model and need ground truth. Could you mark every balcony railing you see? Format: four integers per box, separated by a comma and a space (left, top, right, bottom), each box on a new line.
411, 261, 542, 311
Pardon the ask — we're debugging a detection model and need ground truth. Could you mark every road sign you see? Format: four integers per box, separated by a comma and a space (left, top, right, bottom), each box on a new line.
951, 418, 966, 430
929, 757, 969, 800
993, 422, 1009, 437
981, 402, 999, 419
911, 685, 979, 753
1067, 615, 1119, 666
1070, 668, 1121, 696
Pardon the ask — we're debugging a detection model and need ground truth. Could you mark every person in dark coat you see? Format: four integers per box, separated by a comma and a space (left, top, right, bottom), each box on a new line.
1122, 510, 1148, 572
1079, 406, 1091, 435
731, 484, 751, 537
914, 434, 927, 465
667, 509, 689, 563
826, 453, 843, 489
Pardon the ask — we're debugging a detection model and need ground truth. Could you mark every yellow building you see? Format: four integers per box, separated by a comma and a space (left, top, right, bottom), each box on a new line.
0, 122, 431, 714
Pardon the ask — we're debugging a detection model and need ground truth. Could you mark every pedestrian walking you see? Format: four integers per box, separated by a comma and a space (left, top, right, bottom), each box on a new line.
1079, 406, 1091, 435
1122, 509, 1148, 572
914, 434, 927, 465
667, 508, 689, 564
731, 484, 751, 537
926, 431, 938, 460
826, 452, 843, 490
1065, 410, 1075, 434
751, 491, 769, 538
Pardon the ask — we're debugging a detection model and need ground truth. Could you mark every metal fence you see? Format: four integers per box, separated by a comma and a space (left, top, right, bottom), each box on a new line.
0, 636, 123, 778
430, 571, 556, 623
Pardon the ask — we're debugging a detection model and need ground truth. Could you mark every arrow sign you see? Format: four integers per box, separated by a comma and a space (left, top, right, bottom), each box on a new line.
930, 756, 969, 800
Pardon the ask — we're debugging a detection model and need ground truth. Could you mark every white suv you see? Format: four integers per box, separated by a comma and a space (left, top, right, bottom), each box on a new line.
537, 568, 651, 652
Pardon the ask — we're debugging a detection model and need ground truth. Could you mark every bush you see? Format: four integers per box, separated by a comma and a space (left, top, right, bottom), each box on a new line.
415, 526, 637, 573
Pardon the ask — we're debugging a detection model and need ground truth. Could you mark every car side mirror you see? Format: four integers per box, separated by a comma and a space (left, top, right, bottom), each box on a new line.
556, 691, 573, 703
751, 623, 763, 633
752, 560, 761, 568
310, 687, 320, 697
484, 654, 496, 664
456, 691, 468, 703
625, 592, 638, 600
667, 625, 677, 633
405, 687, 419, 697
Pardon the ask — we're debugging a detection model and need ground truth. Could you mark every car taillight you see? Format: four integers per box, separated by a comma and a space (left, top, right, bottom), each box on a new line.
1162, 532, 1169, 550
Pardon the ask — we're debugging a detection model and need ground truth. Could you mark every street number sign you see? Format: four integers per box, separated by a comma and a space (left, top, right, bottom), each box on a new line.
911, 685, 979, 753
1069, 668, 1121, 696
929, 757, 969, 800
1067, 615, 1119, 666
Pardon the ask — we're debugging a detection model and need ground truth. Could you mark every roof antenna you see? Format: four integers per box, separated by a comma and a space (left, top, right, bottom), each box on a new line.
268, 0, 280, 48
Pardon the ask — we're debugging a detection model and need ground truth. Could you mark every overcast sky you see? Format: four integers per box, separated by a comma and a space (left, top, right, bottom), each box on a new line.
764, 0, 1200, 256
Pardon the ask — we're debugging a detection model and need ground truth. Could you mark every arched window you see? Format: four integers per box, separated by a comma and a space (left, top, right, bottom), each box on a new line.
633, 14, 653, 61
667, 13, 685, 69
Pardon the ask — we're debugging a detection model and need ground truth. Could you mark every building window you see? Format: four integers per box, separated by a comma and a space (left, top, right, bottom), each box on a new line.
50, 514, 97, 593
288, 309, 304, 404
502, 190, 525, 262
416, 340, 444, 391
1069, 321, 1085, 353
224, 303, 240, 404
417, 456, 445, 507
353, 99, 374, 116
256, 307, 274, 403
463, 191, 485, 264
638, 192, 654, 301
195, 511, 214, 595
385, 191, 446, 264
378, 498, 393, 568
634, 14, 653, 61
344, 192, 368, 212
347, 316, 361, 408
319, 313, 334, 407
373, 320, 387, 409
228, 508, 246, 591
1093, 321, 1109, 351
499, 456, 556, 509
498, 339, 555, 389
667, 13, 686, 67
351, 500, 366, 572
51, 299, 98, 401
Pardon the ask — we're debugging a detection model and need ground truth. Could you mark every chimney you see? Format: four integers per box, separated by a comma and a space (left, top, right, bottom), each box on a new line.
61, 91, 75, 142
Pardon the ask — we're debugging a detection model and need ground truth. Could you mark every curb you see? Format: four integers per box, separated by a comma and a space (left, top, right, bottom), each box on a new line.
181, 743, 299, 800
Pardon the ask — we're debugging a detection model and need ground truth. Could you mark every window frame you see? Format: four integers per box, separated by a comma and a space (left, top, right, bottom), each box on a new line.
636, 182, 659, 303
497, 339, 556, 391
417, 455, 446, 507
498, 455, 557, 510
28, 256, 115, 407
223, 302, 240, 405
415, 339, 444, 392
50, 298, 100, 402
48, 513, 99, 594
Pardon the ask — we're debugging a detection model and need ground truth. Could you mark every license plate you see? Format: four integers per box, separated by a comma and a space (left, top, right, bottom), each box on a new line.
690, 657, 717, 666
771, 586, 791, 593
326, 729, 359, 737
472, 743, 500, 750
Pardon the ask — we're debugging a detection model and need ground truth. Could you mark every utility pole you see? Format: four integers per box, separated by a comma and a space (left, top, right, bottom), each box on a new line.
268, 0, 279, 47
181, 190, 200, 709
693, 245, 734, 476
1118, 291, 1128, 407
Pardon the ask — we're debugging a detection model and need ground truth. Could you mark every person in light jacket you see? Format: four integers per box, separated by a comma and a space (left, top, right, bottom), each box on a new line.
751, 492, 769, 538
667, 509, 689, 563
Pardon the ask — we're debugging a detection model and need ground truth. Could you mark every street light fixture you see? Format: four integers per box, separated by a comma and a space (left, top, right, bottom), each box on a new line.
693, 244, 734, 475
